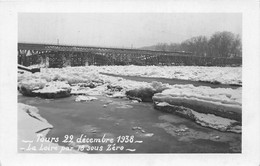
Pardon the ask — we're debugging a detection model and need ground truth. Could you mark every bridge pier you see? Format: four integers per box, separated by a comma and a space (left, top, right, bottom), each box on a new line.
18, 50, 28, 66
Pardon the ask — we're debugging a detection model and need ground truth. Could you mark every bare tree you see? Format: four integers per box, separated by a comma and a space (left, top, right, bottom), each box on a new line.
230, 34, 242, 57
150, 31, 242, 58
168, 43, 181, 52
208, 31, 240, 57
155, 43, 168, 51
180, 36, 208, 56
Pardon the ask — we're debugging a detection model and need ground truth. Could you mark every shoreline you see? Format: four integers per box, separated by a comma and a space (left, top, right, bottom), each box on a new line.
18, 103, 80, 154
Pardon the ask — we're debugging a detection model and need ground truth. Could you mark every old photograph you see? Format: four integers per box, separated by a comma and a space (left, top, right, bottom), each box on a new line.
17, 13, 243, 154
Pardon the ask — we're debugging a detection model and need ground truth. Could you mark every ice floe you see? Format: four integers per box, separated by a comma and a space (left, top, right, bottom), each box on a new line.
75, 95, 98, 102
87, 65, 242, 85
153, 84, 241, 122
19, 81, 71, 98
154, 101, 241, 133
18, 66, 242, 133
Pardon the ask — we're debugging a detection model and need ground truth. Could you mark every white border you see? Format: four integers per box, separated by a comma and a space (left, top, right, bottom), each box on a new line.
0, 0, 259, 166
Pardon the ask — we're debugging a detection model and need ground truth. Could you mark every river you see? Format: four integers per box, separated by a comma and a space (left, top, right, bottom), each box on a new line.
18, 91, 241, 153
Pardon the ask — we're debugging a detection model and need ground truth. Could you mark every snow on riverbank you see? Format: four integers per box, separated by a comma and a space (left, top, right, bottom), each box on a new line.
87, 65, 242, 85
18, 103, 80, 153
18, 103, 53, 132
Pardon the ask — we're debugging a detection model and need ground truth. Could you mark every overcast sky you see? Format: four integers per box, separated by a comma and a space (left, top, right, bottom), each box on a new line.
18, 13, 242, 48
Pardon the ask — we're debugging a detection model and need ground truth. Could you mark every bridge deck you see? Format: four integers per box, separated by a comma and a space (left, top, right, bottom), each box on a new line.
17, 43, 242, 67
18, 43, 193, 56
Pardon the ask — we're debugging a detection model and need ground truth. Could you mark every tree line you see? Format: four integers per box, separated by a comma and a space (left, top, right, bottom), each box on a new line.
145, 31, 242, 58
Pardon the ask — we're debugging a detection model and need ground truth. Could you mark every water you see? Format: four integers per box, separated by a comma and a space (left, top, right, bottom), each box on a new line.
18, 94, 241, 153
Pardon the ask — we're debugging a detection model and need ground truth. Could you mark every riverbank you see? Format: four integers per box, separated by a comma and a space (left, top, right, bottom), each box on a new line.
18, 102, 80, 153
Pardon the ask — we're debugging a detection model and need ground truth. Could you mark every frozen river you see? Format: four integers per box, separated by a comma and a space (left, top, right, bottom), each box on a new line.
100, 73, 241, 89
18, 94, 241, 153
18, 66, 242, 153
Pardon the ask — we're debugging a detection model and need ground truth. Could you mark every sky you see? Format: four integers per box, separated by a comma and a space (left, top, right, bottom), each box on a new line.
18, 13, 242, 48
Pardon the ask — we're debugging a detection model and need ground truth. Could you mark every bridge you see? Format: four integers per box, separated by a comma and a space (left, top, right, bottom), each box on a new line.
18, 43, 242, 68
